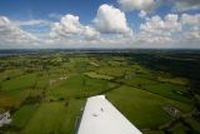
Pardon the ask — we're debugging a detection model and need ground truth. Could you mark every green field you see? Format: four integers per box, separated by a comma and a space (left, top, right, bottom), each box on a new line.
0, 51, 200, 134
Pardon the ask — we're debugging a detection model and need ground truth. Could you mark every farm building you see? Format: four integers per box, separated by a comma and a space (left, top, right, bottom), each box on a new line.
77, 95, 142, 134
0, 111, 12, 127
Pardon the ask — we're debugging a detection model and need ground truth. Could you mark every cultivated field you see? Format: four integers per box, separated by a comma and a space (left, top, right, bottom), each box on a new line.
0, 50, 200, 134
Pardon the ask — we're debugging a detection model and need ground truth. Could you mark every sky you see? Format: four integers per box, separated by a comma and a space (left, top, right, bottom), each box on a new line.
0, 0, 200, 49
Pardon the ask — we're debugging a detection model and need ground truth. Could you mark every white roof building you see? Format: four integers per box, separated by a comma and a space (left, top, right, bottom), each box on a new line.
0, 111, 12, 127
77, 95, 142, 134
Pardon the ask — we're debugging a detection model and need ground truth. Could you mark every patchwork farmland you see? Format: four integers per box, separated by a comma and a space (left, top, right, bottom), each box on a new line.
0, 50, 200, 134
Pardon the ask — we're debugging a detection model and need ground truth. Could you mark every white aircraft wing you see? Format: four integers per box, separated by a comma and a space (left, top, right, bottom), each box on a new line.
76, 95, 142, 134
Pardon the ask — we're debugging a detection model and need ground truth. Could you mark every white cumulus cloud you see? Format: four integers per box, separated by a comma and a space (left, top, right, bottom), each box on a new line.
93, 4, 133, 36
173, 0, 200, 11
0, 16, 39, 47
138, 13, 200, 46
51, 14, 99, 40
180, 14, 200, 40
180, 13, 200, 25
139, 14, 182, 44
138, 10, 147, 18
118, 0, 156, 11
140, 14, 181, 35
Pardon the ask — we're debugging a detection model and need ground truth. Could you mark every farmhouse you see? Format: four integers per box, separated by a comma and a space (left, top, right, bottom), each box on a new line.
77, 95, 142, 134
163, 105, 181, 118
0, 111, 12, 127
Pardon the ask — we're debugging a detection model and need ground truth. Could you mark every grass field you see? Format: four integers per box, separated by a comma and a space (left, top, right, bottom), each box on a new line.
106, 86, 192, 128
0, 52, 200, 134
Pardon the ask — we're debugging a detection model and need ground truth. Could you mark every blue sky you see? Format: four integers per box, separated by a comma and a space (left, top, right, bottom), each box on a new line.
0, 0, 199, 48
0, 0, 115, 23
